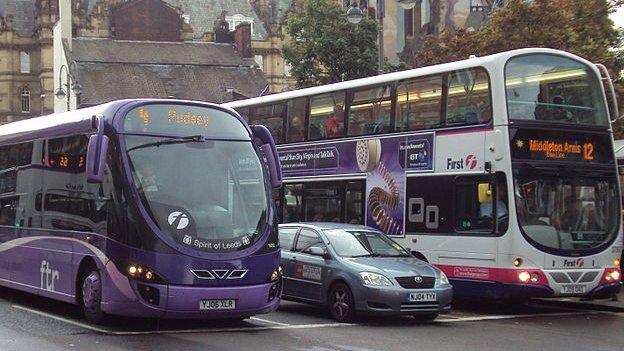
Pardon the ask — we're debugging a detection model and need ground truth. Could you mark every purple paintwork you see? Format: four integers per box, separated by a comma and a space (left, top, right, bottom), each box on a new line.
86, 134, 109, 183
0, 98, 281, 320
251, 125, 283, 188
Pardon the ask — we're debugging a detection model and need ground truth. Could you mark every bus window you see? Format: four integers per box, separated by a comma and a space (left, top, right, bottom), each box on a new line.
235, 107, 251, 122
455, 176, 495, 233
286, 98, 307, 143
347, 85, 393, 136
304, 182, 342, 222
345, 181, 364, 224
446, 68, 491, 126
309, 92, 345, 140
284, 184, 303, 223
506, 54, 608, 126
251, 103, 286, 144
395, 74, 443, 132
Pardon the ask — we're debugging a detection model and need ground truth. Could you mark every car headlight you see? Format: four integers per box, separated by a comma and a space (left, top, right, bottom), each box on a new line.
359, 272, 393, 286
438, 271, 450, 286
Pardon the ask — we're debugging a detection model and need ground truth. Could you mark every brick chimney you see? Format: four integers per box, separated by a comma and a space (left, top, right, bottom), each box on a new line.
233, 23, 252, 58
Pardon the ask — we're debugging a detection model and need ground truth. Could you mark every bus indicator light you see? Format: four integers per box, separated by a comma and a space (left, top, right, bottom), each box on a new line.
614, 259, 620, 267
513, 258, 522, 267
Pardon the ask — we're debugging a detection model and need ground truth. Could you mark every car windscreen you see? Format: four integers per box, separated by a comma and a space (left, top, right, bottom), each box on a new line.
323, 229, 410, 257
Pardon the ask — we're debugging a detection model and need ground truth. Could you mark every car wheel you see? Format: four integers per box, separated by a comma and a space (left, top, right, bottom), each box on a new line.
328, 282, 355, 322
413, 313, 438, 322
81, 269, 104, 324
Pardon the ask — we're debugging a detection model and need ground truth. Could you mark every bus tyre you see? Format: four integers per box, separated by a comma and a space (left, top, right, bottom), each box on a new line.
413, 313, 438, 322
328, 282, 355, 323
81, 270, 104, 324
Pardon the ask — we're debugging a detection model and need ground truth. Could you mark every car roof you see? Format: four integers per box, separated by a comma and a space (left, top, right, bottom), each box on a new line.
277, 222, 377, 231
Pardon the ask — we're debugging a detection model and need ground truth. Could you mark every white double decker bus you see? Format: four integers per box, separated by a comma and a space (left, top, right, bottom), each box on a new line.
225, 48, 622, 300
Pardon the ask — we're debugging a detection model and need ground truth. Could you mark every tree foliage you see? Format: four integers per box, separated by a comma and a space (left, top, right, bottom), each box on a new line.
282, 0, 379, 88
414, 0, 624, 135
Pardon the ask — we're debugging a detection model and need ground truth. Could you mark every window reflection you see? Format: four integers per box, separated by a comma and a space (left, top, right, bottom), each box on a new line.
395, 75, 443, 131
348, 85, 393, 136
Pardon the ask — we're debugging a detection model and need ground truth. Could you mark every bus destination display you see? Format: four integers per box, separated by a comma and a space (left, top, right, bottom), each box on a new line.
124, 104, 247, 138
510, 128, 612, 164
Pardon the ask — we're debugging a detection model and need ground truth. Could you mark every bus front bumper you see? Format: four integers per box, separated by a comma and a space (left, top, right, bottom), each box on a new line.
102, 279, 282, 319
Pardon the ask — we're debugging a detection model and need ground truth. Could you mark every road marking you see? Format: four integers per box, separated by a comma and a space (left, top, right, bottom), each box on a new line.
11, 304, 114, 334
438, 311, 600, 323
249, 316, 291, 326
11, 303, 615, 336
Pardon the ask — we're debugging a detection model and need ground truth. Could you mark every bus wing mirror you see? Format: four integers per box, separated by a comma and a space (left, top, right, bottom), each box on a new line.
250, 125, 282, 189
87, 116, 109, 183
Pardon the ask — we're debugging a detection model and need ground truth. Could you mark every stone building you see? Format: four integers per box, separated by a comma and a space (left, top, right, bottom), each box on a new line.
0, 0, 300, 121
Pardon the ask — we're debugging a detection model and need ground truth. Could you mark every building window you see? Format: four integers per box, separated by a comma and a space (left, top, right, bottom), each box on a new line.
225, 14, 254, 34
404, 8, 414, 37
254, 55, 264, 71
284, 63, 293, 77
20, 52, 30, 74
20, 88, 30, 113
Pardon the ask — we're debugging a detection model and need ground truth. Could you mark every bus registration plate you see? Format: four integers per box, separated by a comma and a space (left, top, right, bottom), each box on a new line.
561, 285, 586, 294
200, 299, 236, 310
409, 292, 437, 302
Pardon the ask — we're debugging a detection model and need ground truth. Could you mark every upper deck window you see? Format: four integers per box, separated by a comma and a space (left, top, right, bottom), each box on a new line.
309, 92, 346, 140
347, 85, 393, 136
505, 54, 608, 127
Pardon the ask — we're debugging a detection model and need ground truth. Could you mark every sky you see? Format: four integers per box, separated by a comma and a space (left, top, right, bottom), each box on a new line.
611, 5, 623, 29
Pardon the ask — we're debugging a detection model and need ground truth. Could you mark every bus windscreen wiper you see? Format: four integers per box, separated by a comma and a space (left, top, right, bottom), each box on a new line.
127, 135, 206, 152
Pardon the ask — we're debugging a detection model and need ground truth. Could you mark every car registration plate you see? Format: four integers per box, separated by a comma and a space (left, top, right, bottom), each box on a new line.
561, 285, 586, 294
409, 292, 437, 302
199, 299, 236, 310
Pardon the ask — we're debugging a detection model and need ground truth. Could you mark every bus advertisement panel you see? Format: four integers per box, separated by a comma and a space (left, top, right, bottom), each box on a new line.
278, 133, 434, 235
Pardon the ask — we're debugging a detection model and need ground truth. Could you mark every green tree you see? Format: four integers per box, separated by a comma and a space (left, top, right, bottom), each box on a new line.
282, 0, 379, 88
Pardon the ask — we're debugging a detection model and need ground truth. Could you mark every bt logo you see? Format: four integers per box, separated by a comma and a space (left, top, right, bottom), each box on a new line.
168, 211, 190, 230
40, 260, 60, 292
446, 154, 478, 170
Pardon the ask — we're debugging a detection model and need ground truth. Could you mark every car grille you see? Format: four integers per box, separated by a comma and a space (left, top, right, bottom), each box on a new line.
400, 302, 439, 311
395, 276, 435, 289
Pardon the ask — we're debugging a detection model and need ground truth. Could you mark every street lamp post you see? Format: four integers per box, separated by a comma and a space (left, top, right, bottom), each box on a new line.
55, 61, 82, 111
347, 0, 418, 74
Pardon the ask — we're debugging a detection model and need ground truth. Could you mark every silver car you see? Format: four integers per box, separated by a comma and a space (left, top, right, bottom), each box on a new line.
278, 223, 453, 322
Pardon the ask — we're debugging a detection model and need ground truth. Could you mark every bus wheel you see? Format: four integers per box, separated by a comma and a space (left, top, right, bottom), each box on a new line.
81, 270, 104, 324
328, 282, 355, 323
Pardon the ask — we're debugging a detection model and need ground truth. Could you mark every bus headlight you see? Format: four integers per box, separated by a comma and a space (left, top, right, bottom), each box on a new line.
125, 263, 164, 283
270, 266, 283, 282
601, 268, 621, 283
518, 271, 531, 283
360, 272, 393, 286
438, 271, 450, 286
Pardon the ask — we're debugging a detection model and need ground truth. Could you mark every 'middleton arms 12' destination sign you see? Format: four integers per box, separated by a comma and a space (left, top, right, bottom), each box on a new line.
510, 128, 613, 164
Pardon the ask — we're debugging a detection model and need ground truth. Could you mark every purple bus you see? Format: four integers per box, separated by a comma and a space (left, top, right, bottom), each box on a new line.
0, 99, 283, 322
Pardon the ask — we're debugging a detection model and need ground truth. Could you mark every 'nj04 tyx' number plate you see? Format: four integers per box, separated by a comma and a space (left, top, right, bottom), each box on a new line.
409, 292, 437, 302
200, 299, 236, 310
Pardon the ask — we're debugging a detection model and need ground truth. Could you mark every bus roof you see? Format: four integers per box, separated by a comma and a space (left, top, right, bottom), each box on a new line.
223, 48, 596, 109
0, 98, 239, 146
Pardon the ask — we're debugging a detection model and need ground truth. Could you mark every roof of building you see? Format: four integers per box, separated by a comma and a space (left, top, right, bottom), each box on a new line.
83, 0, 269, 40
0, 0, 36, 37
69, 38, 268, 105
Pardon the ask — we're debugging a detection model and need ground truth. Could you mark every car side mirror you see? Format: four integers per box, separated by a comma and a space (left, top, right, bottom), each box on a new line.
250, 125, 282, 189
86, 115, 109, 183
307, 246, 329, 258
